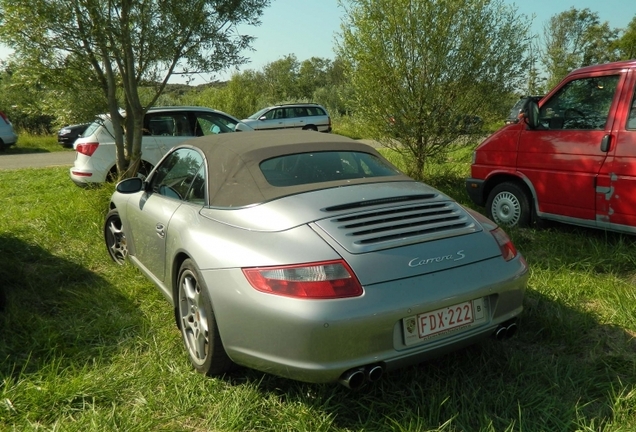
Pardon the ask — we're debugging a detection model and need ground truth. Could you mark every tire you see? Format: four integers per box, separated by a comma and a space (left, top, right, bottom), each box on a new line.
302, 125, 318, 131
486, 182, 532, 228
104, 209, 128, 264
177, 259, 233, 376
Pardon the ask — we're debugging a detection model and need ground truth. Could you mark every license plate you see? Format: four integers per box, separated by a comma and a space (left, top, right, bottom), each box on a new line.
402, 298, 486, 346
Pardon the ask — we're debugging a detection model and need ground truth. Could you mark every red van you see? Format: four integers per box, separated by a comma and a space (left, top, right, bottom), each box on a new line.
466, 60, 636, 235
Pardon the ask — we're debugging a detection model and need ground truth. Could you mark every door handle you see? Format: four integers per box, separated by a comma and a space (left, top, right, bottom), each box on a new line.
600, 134, 611, 152
156, 223, 165, 238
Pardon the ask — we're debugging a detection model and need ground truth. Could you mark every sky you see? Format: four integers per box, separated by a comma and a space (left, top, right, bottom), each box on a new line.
0, 0, 635, 85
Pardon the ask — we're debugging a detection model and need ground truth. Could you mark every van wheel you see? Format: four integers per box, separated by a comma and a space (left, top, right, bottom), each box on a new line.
486, 182, 531, 228
302, 125, 318, 131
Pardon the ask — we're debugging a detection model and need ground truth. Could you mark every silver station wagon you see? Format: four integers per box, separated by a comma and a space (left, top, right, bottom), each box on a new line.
241, 103, 332, 132
104, 130, 527, 388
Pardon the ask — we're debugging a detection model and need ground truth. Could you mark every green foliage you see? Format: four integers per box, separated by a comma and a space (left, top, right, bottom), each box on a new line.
1, 164, 635, 431
337, 0, 531, 180
0, 0, 270, 178
183, 70, 268, 119
6, 133, 63, 153
541, 8, 621, 88
182, 55, 349, 119
615, 16, 636, 60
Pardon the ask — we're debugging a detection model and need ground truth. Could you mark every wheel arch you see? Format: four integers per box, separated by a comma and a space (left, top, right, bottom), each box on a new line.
171, 252, 191, 304
170, 252, 191, 329
483, 173, 538, 213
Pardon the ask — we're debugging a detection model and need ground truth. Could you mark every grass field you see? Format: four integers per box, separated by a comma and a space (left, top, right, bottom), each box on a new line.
2, 133, 66, 154
0, 141, 635, 431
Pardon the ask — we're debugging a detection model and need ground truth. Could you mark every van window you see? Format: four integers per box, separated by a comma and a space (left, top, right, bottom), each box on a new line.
539, 75, 619, 130
628, 86, 636, 130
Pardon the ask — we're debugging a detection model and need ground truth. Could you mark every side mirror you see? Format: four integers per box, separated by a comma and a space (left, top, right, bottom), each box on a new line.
235, 122, 254, 132
525, 100, 539, 129
116, 177, 144, 194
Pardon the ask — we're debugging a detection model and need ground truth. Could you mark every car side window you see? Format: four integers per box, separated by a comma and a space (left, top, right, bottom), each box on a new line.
149, 148, 204, 201
145, 113, 193, 136
193, 113, 235, 135
538, 75, 620, 130
307, 106, 324, 116
263, 109, 279, 120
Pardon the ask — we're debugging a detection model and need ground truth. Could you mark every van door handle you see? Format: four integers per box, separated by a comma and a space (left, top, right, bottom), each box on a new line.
600, 134, 611, 152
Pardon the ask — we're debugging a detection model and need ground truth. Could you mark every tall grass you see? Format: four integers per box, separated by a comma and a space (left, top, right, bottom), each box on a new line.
0, 157, 635, 431
2, 133, 66, 154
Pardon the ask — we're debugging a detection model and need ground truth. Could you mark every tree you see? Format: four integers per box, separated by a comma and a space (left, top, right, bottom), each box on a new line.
183, 70, 266, 119
0, 0, 269, 179
298, 57, 331, 99
262, 55, 301, 102
337, 0, 531, 179
541, 8, 620, 88
615, 16, 636, 60
0, 55, 109, 131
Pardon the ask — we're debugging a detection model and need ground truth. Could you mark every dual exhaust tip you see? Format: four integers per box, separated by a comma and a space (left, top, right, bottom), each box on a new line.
339, 319, 518, 389
494, 318, 518, 341
338, 364, 384, 389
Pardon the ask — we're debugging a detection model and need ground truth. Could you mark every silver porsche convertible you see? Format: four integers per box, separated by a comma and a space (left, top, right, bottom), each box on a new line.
104, 130, 528, 389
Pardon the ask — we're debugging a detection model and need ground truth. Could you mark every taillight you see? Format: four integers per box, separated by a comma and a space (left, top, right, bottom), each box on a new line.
242, 260, 363, 299
0, 111, 9, 124
490, 227, 517, 261
76, 142, 99, 156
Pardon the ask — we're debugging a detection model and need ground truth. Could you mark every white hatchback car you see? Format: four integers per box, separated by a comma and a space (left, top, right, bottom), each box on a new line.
70, 106, 252, 186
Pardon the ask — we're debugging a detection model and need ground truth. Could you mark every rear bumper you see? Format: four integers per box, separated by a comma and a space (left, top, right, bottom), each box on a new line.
0, 133, 18, 147
465, 178, 486, 206
69, 167, 104, 186
205, 254, 528, 383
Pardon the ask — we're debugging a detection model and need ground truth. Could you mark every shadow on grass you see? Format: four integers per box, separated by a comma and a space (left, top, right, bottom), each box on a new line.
1, 147, 52, 155
220, 288, 635, 431
0, 234, 144, 378
1, 146, 73, 155
216, 219, 636, 430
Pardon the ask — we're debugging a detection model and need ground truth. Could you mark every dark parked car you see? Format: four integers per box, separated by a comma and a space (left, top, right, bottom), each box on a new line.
57, 123, 90, 148
104, 130, 528, 388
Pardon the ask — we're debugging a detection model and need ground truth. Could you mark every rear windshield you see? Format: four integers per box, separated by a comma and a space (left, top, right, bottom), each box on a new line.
83, 120, 103, 137
260, 151, 400, 187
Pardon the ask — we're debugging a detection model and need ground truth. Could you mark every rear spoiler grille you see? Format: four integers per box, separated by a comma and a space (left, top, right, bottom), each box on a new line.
317, 197, 479, 253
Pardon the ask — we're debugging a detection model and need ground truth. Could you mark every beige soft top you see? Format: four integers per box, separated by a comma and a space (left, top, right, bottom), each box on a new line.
177, 130, 412, 207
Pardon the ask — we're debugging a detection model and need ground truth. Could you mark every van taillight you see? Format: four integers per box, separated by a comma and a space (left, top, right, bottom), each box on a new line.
76, 142, 99, 156
0, 111, 9, 124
